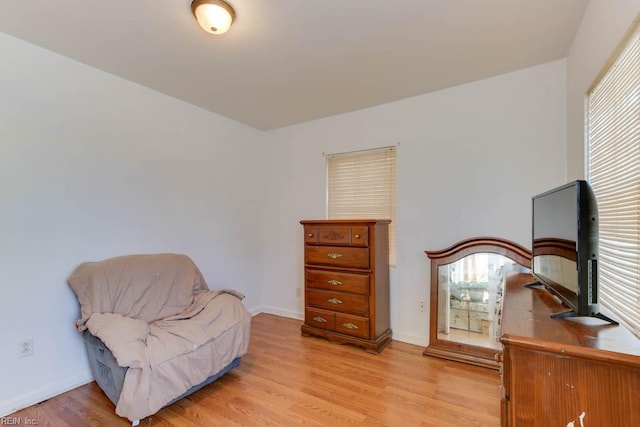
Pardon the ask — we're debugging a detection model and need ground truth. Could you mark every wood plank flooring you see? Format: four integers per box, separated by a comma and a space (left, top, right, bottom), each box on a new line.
9, 314, 501, 426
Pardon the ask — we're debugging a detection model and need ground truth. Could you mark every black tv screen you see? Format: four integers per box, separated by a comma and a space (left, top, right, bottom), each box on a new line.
532, 180, 602, 319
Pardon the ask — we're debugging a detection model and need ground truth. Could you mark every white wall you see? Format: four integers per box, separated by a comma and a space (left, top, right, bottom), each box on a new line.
566, 0, 640, 180
0, 33, 266, 416
261, 60, 567, 345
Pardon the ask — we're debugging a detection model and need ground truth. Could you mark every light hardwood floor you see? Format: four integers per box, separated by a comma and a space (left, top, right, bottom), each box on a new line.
9, 314, 501, 426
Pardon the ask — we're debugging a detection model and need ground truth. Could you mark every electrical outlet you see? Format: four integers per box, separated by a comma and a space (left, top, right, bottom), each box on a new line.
296, 287, 302, 297
419, 301, 426, 313
19, 338, 34, 357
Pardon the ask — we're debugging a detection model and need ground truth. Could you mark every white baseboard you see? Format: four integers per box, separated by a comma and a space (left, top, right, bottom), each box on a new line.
391, 330, 428, 347
250, 305, 303, 320
0, 372, 93, 418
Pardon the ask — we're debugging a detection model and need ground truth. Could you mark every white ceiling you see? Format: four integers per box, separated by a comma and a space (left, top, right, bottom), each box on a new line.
0, 0, 589, 130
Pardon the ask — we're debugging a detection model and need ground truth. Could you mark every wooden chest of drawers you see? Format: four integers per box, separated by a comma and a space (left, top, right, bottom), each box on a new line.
300, 219, 392, 354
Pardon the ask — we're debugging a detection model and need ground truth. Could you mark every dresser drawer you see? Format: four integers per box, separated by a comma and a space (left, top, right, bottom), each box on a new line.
306, 290, 369, 315
305, 269, 369, 294
335, 313, 370, 339
305, 246, 369, 269
348, 226, 368, 247
316, 226, 350, 245
305, 308, 335, 331
316, 225, 369, 247
304, 226, 318, 244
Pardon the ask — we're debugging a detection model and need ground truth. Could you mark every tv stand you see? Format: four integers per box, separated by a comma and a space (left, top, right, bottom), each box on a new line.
523, 281, 542, 289
500, 273, 640, 426
550, 309, 619, 325
523, 281, 619, 324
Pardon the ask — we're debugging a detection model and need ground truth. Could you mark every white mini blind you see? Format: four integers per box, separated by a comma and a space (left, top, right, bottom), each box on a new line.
327, 147, 397, 265
587, 25, 640, 337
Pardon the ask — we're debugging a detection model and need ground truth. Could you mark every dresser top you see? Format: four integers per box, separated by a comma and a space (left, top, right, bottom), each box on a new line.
300, 219, 391, 225
500, 273, 640, 367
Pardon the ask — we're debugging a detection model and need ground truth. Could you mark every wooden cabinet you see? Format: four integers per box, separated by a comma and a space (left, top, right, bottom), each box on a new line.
500, 273, 640, 427
300, 219, 391, 354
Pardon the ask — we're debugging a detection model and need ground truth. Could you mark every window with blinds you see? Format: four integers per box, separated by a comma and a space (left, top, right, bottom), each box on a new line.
326, 146, 397, 266
586, 24, 640, 338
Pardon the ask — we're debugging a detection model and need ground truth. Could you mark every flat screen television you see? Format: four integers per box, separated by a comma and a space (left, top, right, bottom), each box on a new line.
531, 180, 617, 324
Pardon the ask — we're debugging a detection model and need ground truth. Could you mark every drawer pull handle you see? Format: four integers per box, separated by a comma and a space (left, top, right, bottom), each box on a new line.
342, 322, 359, 329
327, 279, 342, 286
327, 298, 342, 305
313, 316, 327, 323
307, 233, 313, 238
327, 253, 342, 259
354, 234, 361, 239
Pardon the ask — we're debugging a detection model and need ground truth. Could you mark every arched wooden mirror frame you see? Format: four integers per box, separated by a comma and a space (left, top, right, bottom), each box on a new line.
424, 237, 531, 369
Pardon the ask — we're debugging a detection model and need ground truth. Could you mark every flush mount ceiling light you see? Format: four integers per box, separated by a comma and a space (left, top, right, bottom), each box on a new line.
191, 0, 235, 35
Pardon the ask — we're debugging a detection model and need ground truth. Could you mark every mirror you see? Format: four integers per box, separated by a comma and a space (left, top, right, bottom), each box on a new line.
424, 237, 531, 369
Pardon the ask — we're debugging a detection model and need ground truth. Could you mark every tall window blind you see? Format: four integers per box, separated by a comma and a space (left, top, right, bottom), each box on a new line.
586, 24, 640, 338
327, 147, 397, 266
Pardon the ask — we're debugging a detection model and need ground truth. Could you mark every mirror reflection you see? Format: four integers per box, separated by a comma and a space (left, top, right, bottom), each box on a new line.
437, 253, 529, 350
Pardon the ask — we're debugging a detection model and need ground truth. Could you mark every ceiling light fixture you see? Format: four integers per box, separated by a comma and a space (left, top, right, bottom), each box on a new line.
191, 0, 235, 35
